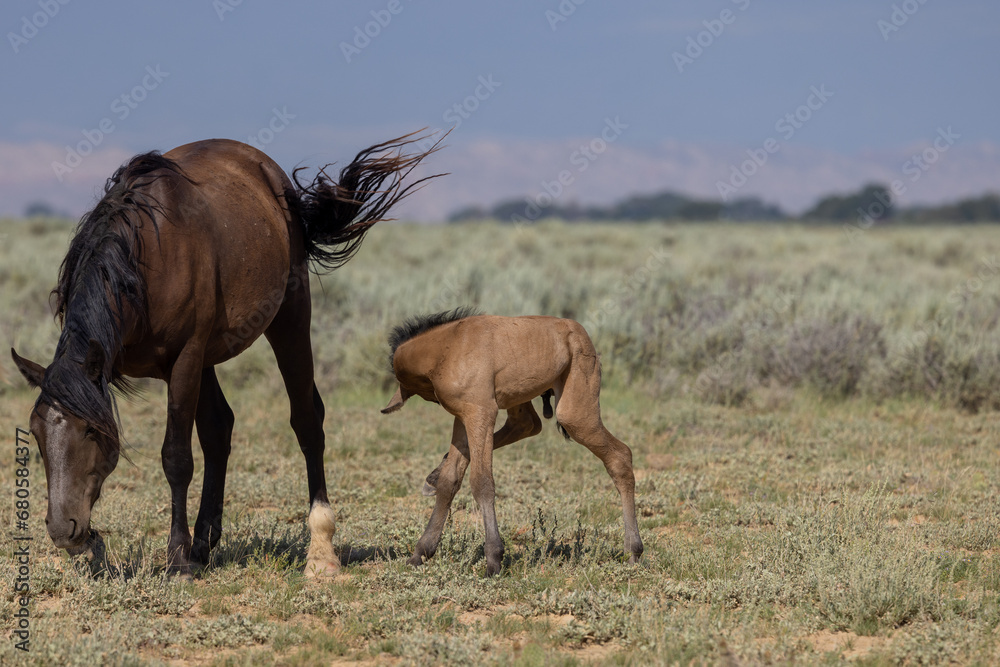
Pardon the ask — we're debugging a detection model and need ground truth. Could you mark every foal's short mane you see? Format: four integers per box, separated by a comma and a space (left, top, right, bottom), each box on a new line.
41, 151, 192, 458
387, 306, 481, 370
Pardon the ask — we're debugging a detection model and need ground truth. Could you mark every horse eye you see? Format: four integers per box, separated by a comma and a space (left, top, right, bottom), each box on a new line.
84, 427, 96, 438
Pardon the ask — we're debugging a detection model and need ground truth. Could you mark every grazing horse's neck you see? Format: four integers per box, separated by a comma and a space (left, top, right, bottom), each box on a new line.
54, 194, 151, 383
55, 263, 136, 381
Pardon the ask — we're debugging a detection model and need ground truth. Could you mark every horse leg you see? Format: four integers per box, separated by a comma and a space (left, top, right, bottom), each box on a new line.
462, 404, 504, 575
190, 367, 234, 565
410, 417, 470, 565
162, 348, 206, 577
264, 297, 338, 577
555, 363, 644, 564
423, 401, 541, 495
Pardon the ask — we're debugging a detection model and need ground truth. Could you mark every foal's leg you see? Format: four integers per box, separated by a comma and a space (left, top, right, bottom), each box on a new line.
410, 418, 470, 565
423, 402, 541, 495
462, 404, 504, 575
162, 347, 207, 577
191, 367, 235, 565
555, 363, 644, 564
265, 293, 339, 577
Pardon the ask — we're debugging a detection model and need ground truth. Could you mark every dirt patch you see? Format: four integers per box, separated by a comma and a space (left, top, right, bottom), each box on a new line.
329, 657, 395, 667
805, 630, 885, 660
558, 640, 622, 663
540, 613, 575, 629
457, 610, 494, 626
653, 522, 699, 541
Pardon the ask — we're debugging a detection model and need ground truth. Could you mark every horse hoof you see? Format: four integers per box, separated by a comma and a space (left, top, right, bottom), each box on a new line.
190, 540, 211, 566
304, 559, 340, 578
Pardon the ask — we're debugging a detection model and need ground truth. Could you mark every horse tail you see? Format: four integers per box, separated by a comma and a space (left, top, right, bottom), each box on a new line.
541, 389, 569, 438
541, 388, 555, 419
291, 130, 446, 272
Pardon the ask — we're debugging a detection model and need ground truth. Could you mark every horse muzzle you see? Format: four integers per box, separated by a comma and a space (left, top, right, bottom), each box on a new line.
45, 513, 91, 551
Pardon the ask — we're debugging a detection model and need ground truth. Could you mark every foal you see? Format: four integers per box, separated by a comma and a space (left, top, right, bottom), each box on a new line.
381, 308, 643, 575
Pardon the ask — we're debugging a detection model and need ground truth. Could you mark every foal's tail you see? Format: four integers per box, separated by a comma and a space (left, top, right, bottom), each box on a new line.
291, 130, 446, 272
541, 389, 555, 419
540, 389, 571, 439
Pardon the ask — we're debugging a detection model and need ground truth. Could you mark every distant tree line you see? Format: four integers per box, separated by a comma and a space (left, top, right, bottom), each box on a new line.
23, 201, 60, 218
449, 184, 1000, 224
22, 187, 1000, 225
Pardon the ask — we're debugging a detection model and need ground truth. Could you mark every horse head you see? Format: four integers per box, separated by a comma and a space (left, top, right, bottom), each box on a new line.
11, 342, 119, 552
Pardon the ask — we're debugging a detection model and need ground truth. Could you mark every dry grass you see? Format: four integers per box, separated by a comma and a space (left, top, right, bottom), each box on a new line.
2, 218, 1000, 665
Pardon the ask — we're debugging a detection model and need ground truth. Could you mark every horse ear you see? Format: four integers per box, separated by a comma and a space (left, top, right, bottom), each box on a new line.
11, 348, 46, 388
83, 339, 106, 384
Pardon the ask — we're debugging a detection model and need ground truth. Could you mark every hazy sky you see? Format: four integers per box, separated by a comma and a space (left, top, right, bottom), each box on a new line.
2, 0, 998, 220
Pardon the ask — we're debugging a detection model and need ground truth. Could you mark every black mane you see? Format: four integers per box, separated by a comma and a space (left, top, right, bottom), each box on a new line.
40, 151, 191, 458
387, 306, 481, 370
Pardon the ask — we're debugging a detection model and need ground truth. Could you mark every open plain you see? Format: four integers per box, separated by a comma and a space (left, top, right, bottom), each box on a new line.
3, 218, 1000, 665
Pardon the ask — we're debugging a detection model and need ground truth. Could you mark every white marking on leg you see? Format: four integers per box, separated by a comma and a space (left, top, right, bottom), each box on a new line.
305, 500, 339, 577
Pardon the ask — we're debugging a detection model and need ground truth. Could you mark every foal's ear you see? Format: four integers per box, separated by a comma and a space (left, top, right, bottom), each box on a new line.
381, 386, 408, 414
83, 339, 106, 384
11, 348, 46, 388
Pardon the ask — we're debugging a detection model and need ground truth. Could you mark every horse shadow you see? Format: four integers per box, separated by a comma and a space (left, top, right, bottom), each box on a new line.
75, 517, 628, 580
75, 525, 405, 582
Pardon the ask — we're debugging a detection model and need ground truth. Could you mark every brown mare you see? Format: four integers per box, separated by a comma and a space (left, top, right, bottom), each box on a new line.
381, 309, 643, 575
12, 133, 439, 577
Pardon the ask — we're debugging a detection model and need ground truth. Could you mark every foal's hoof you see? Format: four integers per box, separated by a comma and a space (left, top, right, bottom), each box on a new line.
304, 558, 341, 578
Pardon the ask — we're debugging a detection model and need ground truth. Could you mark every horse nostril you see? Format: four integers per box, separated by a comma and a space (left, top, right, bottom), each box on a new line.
69, 518, 78, 541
